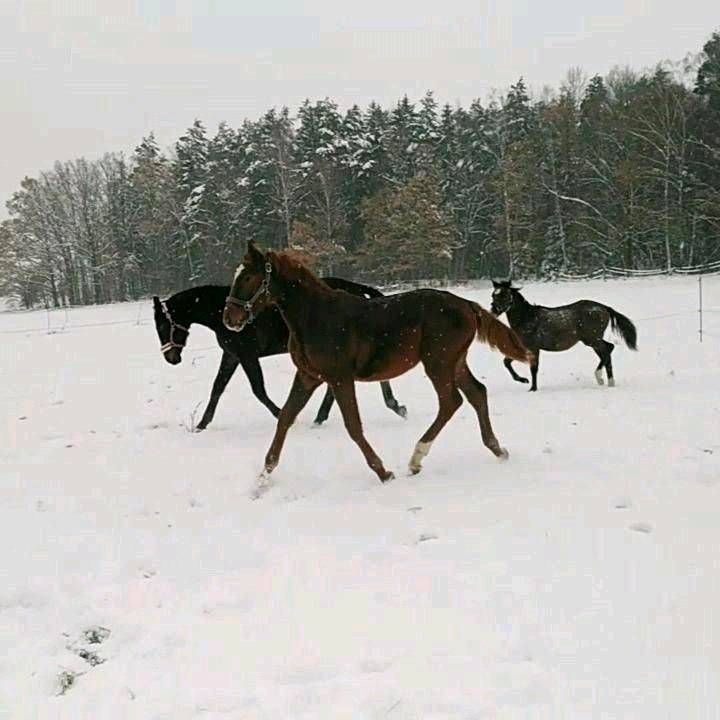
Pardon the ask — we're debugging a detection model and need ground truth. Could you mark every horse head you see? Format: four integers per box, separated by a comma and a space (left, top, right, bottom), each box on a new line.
490, 279, 519, 316
223, 241, 276, 332
153, 295, 190, 364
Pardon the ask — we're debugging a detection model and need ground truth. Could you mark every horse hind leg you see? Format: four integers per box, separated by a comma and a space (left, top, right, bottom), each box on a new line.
602, 340, 615, 387
312, 385, 335, 425
529, 351, 540, 392
592, 349, 605, 386
456, 362, 508, 460
504, 356, 529, 384
408, 364, 464, 475
590, 340, 614, 387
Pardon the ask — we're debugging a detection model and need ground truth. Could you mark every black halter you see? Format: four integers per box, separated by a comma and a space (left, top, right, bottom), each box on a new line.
159, 301, 189, 354
225, 262, 273, 332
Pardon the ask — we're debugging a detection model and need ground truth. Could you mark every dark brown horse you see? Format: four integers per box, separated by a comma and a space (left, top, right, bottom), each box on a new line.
490, 280, 638, 391
223, 242, 529, 486
152, 282, 406, 430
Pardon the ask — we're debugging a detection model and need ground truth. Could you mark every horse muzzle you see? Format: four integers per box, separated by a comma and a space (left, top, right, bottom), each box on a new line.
163, 347, 182, 365
223, 304, 248, 332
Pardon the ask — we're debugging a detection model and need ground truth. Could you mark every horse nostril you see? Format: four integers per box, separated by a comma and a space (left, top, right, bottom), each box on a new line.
223, 308, 235, 329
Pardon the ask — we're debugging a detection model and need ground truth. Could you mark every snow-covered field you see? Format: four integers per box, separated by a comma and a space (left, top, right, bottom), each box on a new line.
1, 276, 719, 719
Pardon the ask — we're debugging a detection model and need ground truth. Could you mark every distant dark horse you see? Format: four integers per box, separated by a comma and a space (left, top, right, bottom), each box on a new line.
152, 281, 406, 430
223, 242, 529, 486
490, 280, 638, 391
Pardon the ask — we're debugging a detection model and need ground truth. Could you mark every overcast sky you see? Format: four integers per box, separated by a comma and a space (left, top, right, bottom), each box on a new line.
0, 1, 715, 212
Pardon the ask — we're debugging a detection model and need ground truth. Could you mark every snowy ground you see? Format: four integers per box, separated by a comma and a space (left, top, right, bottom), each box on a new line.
1, 276, 719, 719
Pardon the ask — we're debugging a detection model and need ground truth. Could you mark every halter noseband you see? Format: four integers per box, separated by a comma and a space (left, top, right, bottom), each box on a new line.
492, 286, 514, 314
159, 301, 189, 354
225, 262, 273, 332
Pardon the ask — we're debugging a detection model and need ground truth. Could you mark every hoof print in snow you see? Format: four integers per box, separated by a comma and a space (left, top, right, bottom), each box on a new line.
142, 568, 157, 579
613, 498, 632, 510
407, 506, 422, 513
76, 648, 105, 667
629, 522, 653, 534
542, 445, 553, 454
65, 444, 74, 448
83, 626, 111, 645
56, 670, 78, 696
416, 532, 439, 544
18, 415, 28, 421
51, 400, 64, 406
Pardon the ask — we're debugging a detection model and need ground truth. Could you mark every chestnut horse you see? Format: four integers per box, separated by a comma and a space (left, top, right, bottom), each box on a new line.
223, 242, 529, 486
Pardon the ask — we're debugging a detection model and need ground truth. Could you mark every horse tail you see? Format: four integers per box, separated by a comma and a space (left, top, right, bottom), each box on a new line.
470, 302, 530, 363
605, 306, 638, 350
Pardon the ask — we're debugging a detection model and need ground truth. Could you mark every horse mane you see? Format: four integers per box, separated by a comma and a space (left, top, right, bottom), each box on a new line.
168, 284, 229, 302
270, 250, 330, 294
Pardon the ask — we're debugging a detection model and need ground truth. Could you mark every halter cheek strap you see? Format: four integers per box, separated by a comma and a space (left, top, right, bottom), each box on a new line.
159, 301, 189, 354
225, 262, 273, 332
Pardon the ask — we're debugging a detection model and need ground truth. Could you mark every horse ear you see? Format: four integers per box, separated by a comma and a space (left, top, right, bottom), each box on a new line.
152, 295, 161, 309
245, 240, 264, 269
491, 280, 500, 288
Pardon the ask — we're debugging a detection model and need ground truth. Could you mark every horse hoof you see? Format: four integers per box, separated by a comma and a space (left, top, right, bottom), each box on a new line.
497, 448, 509, 461
397, 405, 408, 419
381, 471, 395, 483
518, 377, 529, 384
608, 378, 616, 387
595, 370, 605, 385
194, 425, 206, 433
528, 387, 537, 393
408, 464, 421, 476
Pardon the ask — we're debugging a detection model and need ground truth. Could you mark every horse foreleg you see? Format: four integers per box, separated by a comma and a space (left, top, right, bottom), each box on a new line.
263, 371, 322, 475
380, 381, 407, 419
331, 380, 394, 482
312, 386, 335, 425
504, 357, 529, 384
196, 351, 240, 430
241, 353, 281, 417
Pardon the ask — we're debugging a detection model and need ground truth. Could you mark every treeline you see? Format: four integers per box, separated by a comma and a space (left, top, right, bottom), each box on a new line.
2, 32, 720, 308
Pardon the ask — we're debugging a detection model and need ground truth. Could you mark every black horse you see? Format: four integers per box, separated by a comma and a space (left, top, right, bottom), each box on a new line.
490, 280, 637, 391
152, 281, 406, 430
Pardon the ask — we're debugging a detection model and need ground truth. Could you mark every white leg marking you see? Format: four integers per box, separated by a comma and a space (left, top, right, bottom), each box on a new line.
595, 369, 605, 386
408, 441, 433, 474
